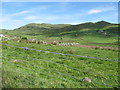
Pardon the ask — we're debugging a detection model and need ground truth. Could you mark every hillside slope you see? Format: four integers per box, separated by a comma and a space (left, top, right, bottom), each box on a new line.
3, 21, 117, 37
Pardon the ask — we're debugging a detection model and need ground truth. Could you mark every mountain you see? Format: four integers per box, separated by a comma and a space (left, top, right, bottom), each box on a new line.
2, 21, 118, 37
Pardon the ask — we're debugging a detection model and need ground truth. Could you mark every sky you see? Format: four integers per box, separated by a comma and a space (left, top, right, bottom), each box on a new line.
0, 2, 118, 29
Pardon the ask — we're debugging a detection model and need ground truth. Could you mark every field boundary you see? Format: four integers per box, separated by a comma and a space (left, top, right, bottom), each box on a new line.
1, 43, 119, 62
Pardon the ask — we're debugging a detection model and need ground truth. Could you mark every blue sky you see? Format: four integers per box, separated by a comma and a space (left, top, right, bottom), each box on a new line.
1, 2, 118, 29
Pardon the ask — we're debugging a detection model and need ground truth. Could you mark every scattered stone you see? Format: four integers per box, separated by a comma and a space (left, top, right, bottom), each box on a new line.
17, 40, 21, 42
13, 60, 23, 63
24, 47, 29, 51
58, 42, 80, 46
45, 51, 50, 53
82, 77, 92, 82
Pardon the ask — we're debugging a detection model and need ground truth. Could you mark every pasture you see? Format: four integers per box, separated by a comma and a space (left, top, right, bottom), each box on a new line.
1, 40, 119, 88
1, 21, 119, 88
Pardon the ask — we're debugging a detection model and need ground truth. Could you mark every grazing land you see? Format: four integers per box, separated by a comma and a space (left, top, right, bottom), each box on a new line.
1, 21, 119, 88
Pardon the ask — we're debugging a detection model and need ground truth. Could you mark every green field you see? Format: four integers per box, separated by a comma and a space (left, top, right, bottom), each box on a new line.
1, 21, 119, 88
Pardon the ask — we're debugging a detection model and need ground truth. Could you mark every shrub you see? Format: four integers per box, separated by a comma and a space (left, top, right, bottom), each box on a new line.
95, 47, 99, 49
2, 41, 8, 44
21, 37, 27, 40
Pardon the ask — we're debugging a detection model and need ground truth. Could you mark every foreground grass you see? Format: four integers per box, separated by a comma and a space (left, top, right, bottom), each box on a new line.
2, 41, 119, 88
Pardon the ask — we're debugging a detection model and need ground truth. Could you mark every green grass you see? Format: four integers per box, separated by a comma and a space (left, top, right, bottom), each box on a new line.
2, 41, 119, 88
1, 21, 119, 88
1, 26, 118, 48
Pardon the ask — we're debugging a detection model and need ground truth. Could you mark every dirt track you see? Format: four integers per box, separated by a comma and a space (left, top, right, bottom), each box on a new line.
71, 44, 118, 50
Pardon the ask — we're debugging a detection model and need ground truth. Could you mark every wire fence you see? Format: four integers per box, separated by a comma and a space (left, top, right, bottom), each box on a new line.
2, 55, 119, 77
1, 43, 119, 62
1, 43, 119, 88
2, 56, 119, 88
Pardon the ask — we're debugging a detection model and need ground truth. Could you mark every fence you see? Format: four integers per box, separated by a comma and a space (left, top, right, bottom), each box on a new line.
1, 43, 119, 62
1, 43, 119, 88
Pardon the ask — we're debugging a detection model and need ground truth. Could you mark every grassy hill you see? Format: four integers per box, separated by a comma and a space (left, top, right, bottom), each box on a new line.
1, 21, 118, 46
2, 21, 118, 36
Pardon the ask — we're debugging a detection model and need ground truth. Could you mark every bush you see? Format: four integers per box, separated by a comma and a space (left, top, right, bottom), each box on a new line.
95, 47, 99, 49
2, 41, 8, 44
21, 37, 27, 40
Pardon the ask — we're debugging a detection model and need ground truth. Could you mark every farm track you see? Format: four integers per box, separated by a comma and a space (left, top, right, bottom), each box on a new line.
9, 39, 118, 50
72, 45, 118, 50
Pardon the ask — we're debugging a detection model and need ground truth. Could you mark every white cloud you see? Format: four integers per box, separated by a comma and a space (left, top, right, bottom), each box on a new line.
1, 3, 117, 29
0, 17, 10, 23
88, 9, 102, 14
11, 10, 30, 16
24, 16, 39, 20
9, 5, 50, 17
87, 6, 115, 14
1, 18, 26, 29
